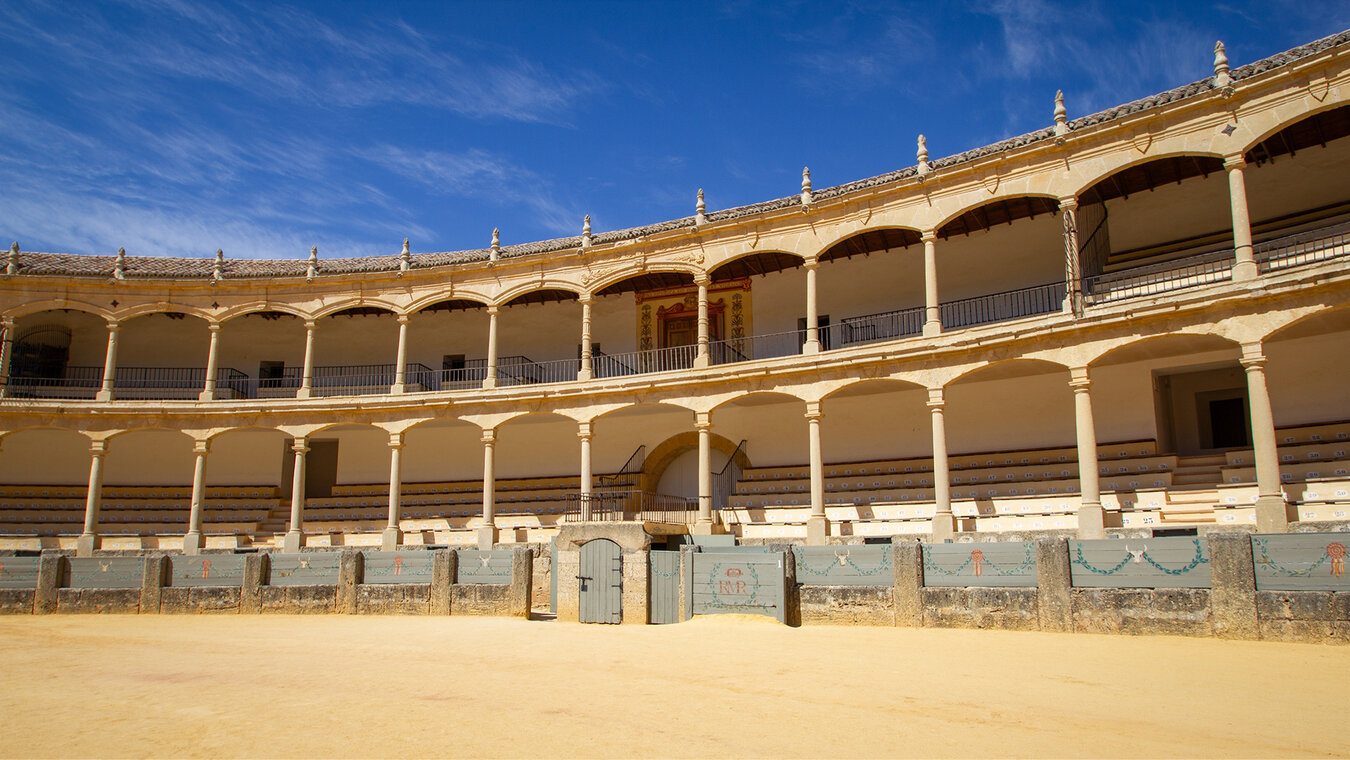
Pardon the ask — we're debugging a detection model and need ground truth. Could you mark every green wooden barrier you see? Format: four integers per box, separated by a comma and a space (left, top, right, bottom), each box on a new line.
457, 549, 513, 585
172, 554, 246, 588
68, 557, 143, 589
0, 557, 41, 590
923, 542, 1037, 588
793, 546, 894, 586
689, 551, 786, 622
1070, 537, 1210, 589
269, 552, 341, 586
1251, 533, 1350, 592
649, 550, 680, 624
363, 551, 435, 585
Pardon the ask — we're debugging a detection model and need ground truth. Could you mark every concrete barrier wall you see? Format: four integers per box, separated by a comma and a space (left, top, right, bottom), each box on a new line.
0, 548, 531, 617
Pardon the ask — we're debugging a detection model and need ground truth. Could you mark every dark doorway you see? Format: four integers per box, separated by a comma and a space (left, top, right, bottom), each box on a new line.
1209, 397, 1249, 449
305, 439, 340, 498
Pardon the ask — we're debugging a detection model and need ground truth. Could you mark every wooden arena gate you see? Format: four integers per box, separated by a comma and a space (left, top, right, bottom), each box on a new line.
578, 539, 623, 624
685, 550, 787, 623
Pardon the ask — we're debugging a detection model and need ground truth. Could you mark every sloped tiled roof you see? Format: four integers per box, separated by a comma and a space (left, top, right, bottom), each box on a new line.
9, 29, 1348, 281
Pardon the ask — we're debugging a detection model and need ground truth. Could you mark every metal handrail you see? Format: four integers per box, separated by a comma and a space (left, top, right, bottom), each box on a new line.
940, 281, 1067, 329
562, 491, 698, 524
1256, 219, 1350, 272
592, 345, 696, 377
1083, 249, 1233, 304
826, 307, 924, 348
709, 329, 803, 365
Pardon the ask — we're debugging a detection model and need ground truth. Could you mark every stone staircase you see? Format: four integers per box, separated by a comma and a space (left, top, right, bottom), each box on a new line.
1159, 454, 1228, 522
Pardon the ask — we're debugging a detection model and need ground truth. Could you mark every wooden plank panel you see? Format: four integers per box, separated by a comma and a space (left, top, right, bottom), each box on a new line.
923, 542, 1038, 588
691, 552, 784, 621
793, 546, 894, 586
580, 539, 622, 623
0, 557, 40, 590
1070, 537, 1211, 589
269, 552, 341, 587
363, 552, 435, 585
650, 550, 680, 624
68, 557, 143, 589
457, 549, 514, 585
1251, 533, 1350, 592
172, 554, 246, 588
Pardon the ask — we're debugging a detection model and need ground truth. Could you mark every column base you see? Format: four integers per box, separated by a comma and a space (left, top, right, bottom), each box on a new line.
76, 532, 100, 556
94, 390, 113, 402
476, 525, 498, 550
295, 387, 312, 400
381, 526, 403, 551
389, 384, 406, 395
691, 518, 715, 536
1076, 502, 1106, 539
577, 369, 593, 381
182, 530, 205, 555
482, 378, 497, 390
801, 340, 820, 355
805, 514, 829, 545
283, 530, 306, 552
922, 320, 941, 338
197, 390, 216, 402
1233, 258, 1258, 282
929, 511, 956, 542
693, 353, 709, 369
1254, 494, 1292, 533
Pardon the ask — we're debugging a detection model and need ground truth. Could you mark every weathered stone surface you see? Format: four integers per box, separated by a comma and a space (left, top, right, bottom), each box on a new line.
190, 587, 242, 613
1072, 588, 1211, 637
1335, 592, 1350, 621
35, 554, 67, 615
1207, 532, 1258, 639
1256, 591, 1336, 621
1036, 537, 1071, 633
259, 585, 337, 614
509, 548, 534, 619
555, 550, 580, 623
139, 556, 170, 615
57, 588, 140, 614
530, 545, 551, 613
799, 585, 892, 626
1259, 619, 1341, 644
159, 587, 191, 613
922, 587, 1039, 631
891, 539, 923, 627
240, 554, 269, 615
620, 549, 647, 625
357, 584, 429, 615
449, 583, 510, 616
430, 550, 455, 616
0, 590, 34, 614
337, 550, 362, 614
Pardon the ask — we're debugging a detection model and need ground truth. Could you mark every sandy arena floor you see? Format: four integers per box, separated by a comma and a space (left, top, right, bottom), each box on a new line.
0, 614, 1345, 759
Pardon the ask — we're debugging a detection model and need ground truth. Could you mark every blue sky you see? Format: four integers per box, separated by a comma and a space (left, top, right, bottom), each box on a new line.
1, 1, 1347, 260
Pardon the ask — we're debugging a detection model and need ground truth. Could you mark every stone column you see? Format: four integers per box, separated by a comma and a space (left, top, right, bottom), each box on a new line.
298, 320, 317, 399
183, 440, 209, 554
694, 275, 711, 368
805, 401, 827, 545
891, 538, 924, 627
77, 440, 106, 556
95, 321, 120, 401
578, 422, 594, 521
578, 296, 594, 380
1060, 197, 1083, 316
391, 315, 409, 394
0, 316, 16, 399
483, 306, 499, 389
1035, 538, 1073, 632
693, 412, 714, 534
802, 257, 820, 354
1242, 344, 1290, 532
199, 323, 221, 400
1226, 155, 1258, 281
478, 428, 498, 549
382, 432, 404, 550
922, 232, 941, 337
928, 388, 955, 540
283, 438, 308, 552
1070, 367, 1105, 539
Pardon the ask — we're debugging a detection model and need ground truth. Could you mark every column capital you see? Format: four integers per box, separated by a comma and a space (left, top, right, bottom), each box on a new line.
106, 320, 121, 331
1224, 154, 1247, 171
920, 230, 938, 243
1058, 196, 1079, 211
192, 440, 211, 455
804, 400, 822, 420
206, 322, 222, 334
1240, 341, 1265, 367
388, 432, 405, 449
303, 319, 318, 330
1068, 366, 1091, 389
693, 273, 711, 287
1, 315, 15, 329
926, 387, 945, 409
291, 438, 309, 454
486, 305, 500, 316
579, 294, 595, 306
1240, 354, 1267, 372
396, 314, 410, 326
577, 421, 593, 439
481, 428, 497, 444
694, 411, 712, 430
803, 256, 819, 270
88, 440, 107, 456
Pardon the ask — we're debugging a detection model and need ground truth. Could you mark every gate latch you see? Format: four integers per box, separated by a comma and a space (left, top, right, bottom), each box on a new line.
575, 576, 592, 580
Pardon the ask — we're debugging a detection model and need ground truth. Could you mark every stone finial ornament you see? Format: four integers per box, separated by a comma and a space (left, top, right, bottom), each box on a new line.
400, 238, 411, 273
582, 215, 592, 248
213, 249, 225, 281
306, 245, 318, 282
6, 242, 18, 276
1212, 40, 1233, 94
696, 188, 706, 225
1054, 90, 1069, 139
800, 167, 813, 207
916, 134, 931, 178
113, 247, 126, 280
490, 228, 500, 262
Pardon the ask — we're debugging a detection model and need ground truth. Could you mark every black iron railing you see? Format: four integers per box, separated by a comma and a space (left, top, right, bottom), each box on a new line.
939, 281, 1067, 329
563, 491, 698, 524
1083, 249, 1233, 304
1256, 219, 1350, 273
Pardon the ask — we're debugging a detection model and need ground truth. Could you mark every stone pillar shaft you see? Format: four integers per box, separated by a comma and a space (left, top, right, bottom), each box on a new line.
200, 324, 221, 400
383, 434, 404, 550
298, 320, 317, 399
0, 316, 13, 399
578, 422, 593, 521
922, 233, 941, 336
802, 259, 820, 354
96, 321, 120, 401
482, 431, 496, 525
1070, 368, 1105, 538
1242, 347, 1289, 532
696, 414, 713, 530
928, 388, 954, 540
805, 403, 827, 546
1227, 157, 1258, 280
1061, 198, 1083, 316
694, 277, 710, 368
578, 297, 594, 380
285, 440, 308, 551
391, 316, 409, 394
184, 441, 209, 553
484, 307, 499, 389
80, 443, 106, 548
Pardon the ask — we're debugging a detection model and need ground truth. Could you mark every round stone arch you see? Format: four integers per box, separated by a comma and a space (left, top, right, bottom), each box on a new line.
642, 430, 752, 495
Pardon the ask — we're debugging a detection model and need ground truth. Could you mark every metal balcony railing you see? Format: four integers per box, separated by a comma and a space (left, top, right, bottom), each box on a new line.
3, 366, 249, 400
562, 491, 699, 524
496, 356, 580, 386
1083, 249, 1234, 305
1256, 219, 1350, 273
826, 306, 924, 348
940, 281, 1067, 329
592, 345, 696, 378
709, 329, 804, 365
